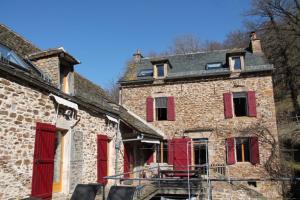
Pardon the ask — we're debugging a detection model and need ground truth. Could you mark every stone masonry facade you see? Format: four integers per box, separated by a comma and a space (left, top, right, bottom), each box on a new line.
31, 56, 60, 88
120, 74, 282, 199
0, 76, 119, 199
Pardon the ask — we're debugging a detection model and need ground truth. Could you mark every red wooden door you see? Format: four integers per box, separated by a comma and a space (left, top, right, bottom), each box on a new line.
97, 135, 108, 185
31, 122, 56, 199
171, 137, 192, 176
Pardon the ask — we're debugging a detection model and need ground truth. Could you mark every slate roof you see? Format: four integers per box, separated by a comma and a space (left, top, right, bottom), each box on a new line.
119, 107, 163, 138
74, 72, 116, 104
120, 49, 273, 83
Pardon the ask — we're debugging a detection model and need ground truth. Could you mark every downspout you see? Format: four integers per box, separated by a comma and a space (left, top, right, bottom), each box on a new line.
114, 118, 121, 185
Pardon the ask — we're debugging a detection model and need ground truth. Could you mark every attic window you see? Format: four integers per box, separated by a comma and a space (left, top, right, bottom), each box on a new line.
156, 64, 165, 77
232, 57, 241, 70
206, 62, 222, 70
138, 69, 153, 77
0, 43, 28, 69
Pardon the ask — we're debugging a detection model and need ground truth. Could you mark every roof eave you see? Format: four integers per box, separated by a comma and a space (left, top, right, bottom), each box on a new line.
28, 49, 80, 65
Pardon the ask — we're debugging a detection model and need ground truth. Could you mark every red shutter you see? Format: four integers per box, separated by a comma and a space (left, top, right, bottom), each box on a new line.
31, 122, 56, 199
172, 137, 192, 176
223, 93, 233, 119
124, 145, 130, 178
146, 152, 154, 165
250, 137, 260, 165
146, 97, 154, 122
97, 135, 108, 184
167, 96, 175, 121
168, 140, 174, 165
248, 91, 257, 117
226, 138, 236, 165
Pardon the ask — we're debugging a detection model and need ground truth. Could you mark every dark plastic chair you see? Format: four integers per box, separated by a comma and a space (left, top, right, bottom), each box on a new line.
107, 186, 136, 200
71, 183, 103, 200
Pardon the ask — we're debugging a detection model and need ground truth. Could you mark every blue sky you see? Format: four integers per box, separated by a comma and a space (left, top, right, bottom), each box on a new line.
1, 0, 250, 89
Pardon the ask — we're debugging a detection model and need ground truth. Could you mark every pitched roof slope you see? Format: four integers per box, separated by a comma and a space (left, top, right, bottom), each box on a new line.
120, 49, 273, 82
74, 72, 116, 103
0, 24, 41, 56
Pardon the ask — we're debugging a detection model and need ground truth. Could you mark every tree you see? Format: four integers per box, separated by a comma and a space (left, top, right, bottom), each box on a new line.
106, 79, 120, 103
223, 30, 250, 49
247, 0, 300, 112
167, 34, 204, 54
203, 40, 224, 51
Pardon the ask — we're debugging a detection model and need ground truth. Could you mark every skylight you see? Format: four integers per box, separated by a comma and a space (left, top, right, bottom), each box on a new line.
138, 69, 153, 77
0, 43, 29, 69
206, 62, 223, 70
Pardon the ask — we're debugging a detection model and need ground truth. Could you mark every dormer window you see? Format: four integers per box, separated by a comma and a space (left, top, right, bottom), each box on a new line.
227, 52, 245, 71
156, 64, 165, 77
59, 64, 74, 94
151, 59, 171, 79
232, 56, 242, 70
153, 63, 167, 79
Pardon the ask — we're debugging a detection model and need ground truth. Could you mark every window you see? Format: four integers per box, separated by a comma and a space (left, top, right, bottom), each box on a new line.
138, 69, 153, 77
235, 138, 250, 162
156, 64, 165, 77
156, 142, 168, 163
232, 56, 241, 70
206, 62, 223, 70
226, 137, 259, 165
155, 97, 167, 121
60, 66, 70, 93
0, 43, 28, 69
233, 92, 248, 117
193, 138, 208, 174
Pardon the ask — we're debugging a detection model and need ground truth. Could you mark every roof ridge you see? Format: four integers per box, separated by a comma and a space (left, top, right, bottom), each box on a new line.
142, 48, 244, 60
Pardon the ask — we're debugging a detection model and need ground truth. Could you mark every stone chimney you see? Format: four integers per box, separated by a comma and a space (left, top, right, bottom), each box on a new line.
249, 31, 262, 53
133, 49, 143, 63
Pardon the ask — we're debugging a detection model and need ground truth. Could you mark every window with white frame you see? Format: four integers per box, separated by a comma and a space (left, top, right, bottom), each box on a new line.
232, 56, 242, 70
154, 64, 166, 78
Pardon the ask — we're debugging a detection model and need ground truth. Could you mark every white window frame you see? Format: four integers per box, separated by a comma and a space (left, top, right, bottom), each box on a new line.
153, 63, 167, 79
229, 56, 244, 72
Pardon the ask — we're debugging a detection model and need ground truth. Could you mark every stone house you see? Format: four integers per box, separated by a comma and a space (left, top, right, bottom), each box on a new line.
119, 32, 282, 199
0, 24, 163, 200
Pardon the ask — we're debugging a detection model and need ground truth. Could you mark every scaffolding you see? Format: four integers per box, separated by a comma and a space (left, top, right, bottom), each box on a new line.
105, 138, 300, 200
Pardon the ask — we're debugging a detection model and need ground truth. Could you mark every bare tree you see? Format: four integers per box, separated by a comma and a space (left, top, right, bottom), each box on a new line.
203, 40, 224, 51
247, 0, 300, 112
167, 34, 204, 54
223, 30, 250, 49
106, 79, 120, 103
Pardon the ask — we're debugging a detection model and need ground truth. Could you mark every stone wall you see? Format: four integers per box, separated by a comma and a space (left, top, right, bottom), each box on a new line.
0, 76, 119, 199
32, 56, 60, 88
211, 181, 282, 200
120, 74, 282, 198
